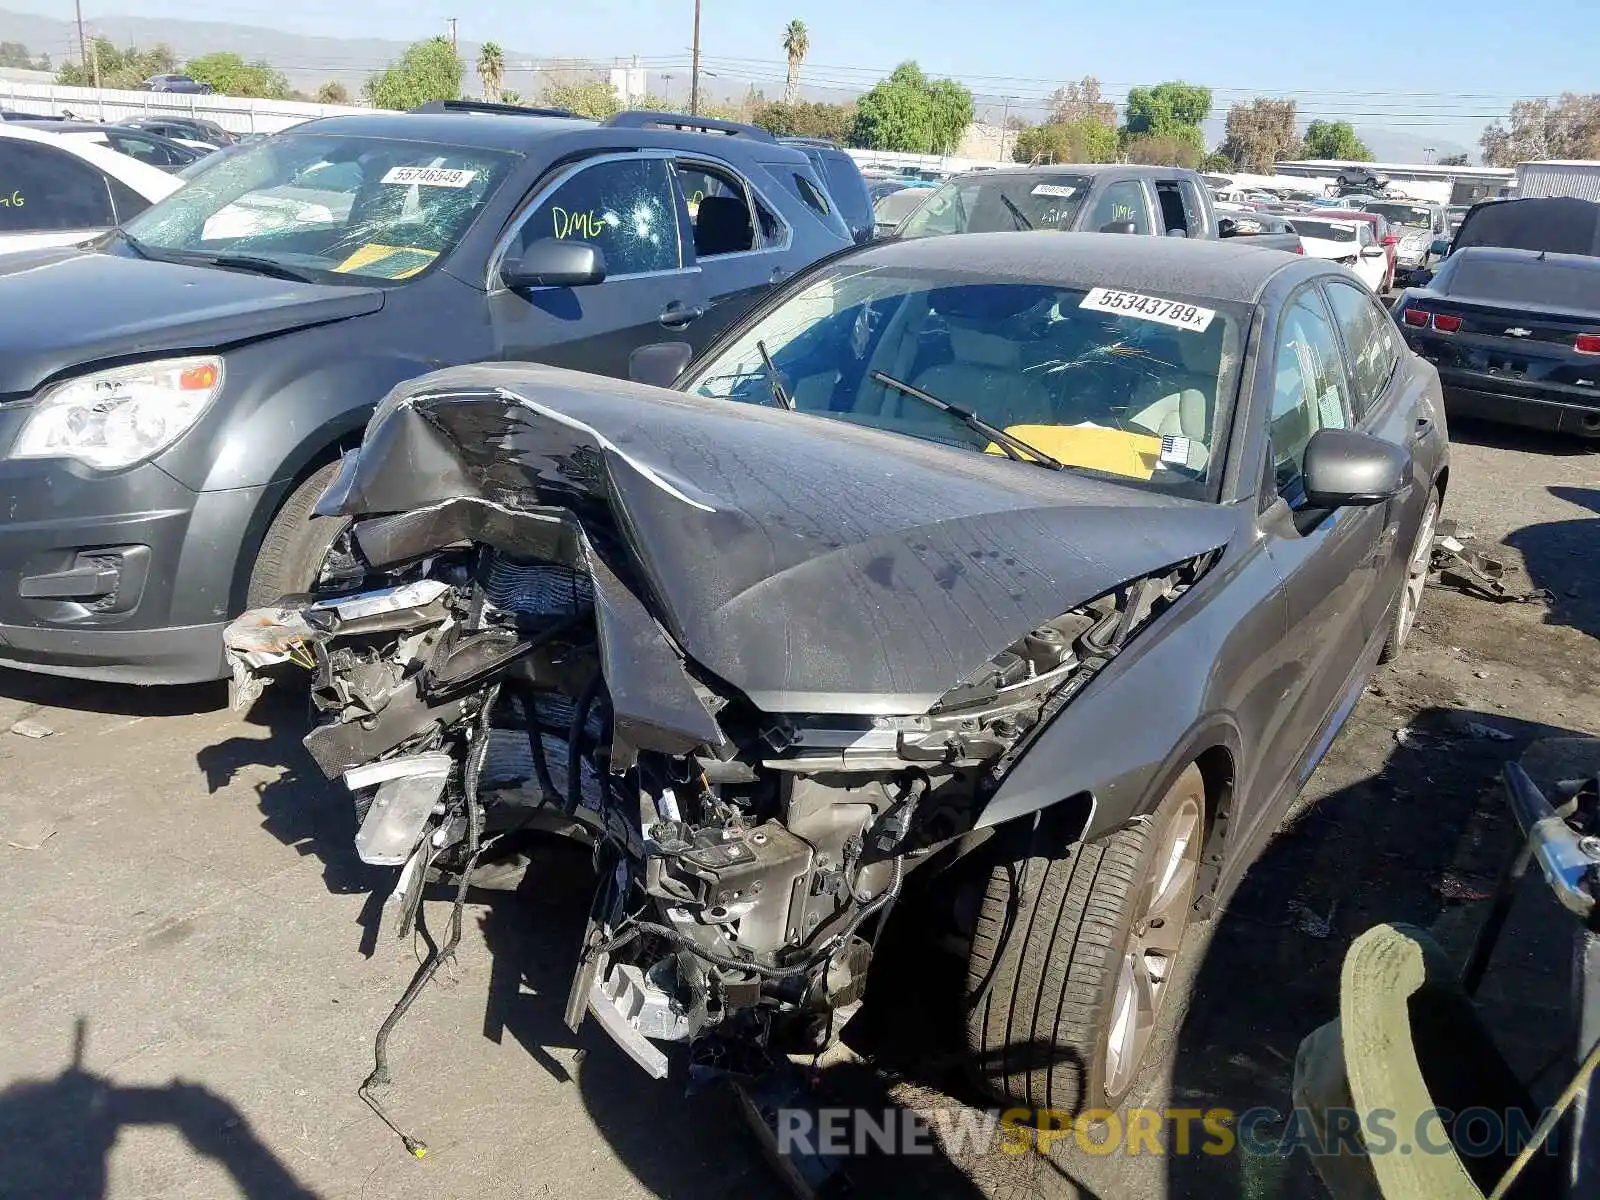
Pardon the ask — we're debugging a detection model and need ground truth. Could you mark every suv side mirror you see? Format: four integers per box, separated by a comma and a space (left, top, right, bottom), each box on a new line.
1360, 244, 1386, 258
501, 238, 606, 289
628, 341, 692, 388
1430, 239, 1451, 257
1218, 216, 1237, 237
1301, 428, 1411, 509
1098, 220, 1138, 235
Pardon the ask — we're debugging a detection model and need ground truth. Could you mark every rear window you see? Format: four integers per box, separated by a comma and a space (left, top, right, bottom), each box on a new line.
1289, 219, 1358, 243
898, 173, 1094, 239
1445, 256, 1600, 309
815, 149, 871, 239
767, 163, 850, 238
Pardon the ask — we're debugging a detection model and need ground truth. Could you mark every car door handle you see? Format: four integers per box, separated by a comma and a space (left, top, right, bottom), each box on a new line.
658, 301, 704, 329
1409, 417, 1432, 443
770, 266, 787, 283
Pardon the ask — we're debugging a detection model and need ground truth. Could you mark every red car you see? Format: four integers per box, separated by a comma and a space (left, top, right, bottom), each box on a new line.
1315, 209, 1396, 290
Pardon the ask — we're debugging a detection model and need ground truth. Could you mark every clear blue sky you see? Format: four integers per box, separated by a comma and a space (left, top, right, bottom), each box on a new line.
23, 0, 1600, 143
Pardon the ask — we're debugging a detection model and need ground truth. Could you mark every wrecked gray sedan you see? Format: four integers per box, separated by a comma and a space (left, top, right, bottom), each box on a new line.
224, 233, 1448, 1118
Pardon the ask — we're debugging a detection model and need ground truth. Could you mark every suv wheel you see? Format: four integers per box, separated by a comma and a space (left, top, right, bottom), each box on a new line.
246, 462, 347, 607
963, 764, 1205, 1112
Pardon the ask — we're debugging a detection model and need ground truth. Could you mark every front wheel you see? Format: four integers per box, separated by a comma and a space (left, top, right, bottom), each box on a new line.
246, 462, 348, 608
963, 764, 1206, 1113
1380, 487, 1441, 663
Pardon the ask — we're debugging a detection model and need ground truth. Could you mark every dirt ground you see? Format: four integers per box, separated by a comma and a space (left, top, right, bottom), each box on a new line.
0, 416, 1596, 1200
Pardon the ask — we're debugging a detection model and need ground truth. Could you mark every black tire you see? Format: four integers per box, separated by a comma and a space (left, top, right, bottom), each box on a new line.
963, 764, 1205, 1113
1379, 487, 1440, 664
246, 461, 346, 608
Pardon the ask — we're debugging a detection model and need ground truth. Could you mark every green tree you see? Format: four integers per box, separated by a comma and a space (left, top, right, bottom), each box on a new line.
781, 19, 809, 106
56, 39, 176, 89
363, 36, 463, 111
1301, 119, 1372, 161
540, 78, 622, 119
1436, 152, 1470, 166
314, 81, 351, 105
0, 41, 49, 70
752, 99, 854, 142
477, 41, 505, 104
851, 62, 973, 154
184, 52, 291, 99
1123, 81, 1212, 137
1013, 119, 1118, 164
1199, 151, 1234, 173
1218, 97, 1300, 173
1479, 94, 1600, 166
1047, 76, 1116, 127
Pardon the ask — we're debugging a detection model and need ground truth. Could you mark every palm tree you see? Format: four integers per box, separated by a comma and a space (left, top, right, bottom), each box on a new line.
477, 41, 505, 104
781, 19, 808, 106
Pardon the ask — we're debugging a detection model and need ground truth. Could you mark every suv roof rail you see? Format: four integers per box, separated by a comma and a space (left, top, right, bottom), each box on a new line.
779, 136, 840, 148
605, 110, 775, 142
409, 99, 580, 119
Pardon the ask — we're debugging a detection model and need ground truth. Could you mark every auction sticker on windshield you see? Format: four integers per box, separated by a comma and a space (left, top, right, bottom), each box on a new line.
1079, 287, 1216, 332
1032, 183, 1080, 198
381, 166, 478, 188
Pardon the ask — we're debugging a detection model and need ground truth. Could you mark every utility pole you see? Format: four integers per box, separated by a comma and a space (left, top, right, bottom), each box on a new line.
90, 36, 100, 89
689, 0, 702, 116
74, 0, 87, 69
447, 17, 458, 56
999, 96, 1013, 162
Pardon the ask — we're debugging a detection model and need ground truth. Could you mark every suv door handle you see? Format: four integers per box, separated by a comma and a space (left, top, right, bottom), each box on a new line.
1409, 417, 1432, 443
659, 301, 704, 329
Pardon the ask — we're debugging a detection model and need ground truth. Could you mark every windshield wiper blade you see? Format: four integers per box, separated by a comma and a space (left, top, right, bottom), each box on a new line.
870, 370, 1063, 470
998, 193, 1034, 231
204, 254, 324, 283
756, 339, 794, 410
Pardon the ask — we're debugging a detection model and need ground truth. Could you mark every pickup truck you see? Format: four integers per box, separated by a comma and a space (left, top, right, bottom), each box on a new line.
891, 163, 1303, 252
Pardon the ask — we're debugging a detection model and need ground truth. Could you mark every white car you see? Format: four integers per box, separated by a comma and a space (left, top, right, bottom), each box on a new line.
1285, 214, 1389, 291
0, 124, 180, 254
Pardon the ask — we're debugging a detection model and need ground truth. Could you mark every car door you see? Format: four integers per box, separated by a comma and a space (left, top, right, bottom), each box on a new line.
0, 138, 118, 253
1321, 277, 1439, 638
1352, 223, 1386, 291
486, 152, 708, 377
1256, 282, 1389, 789
671, 155, 794, 346
1085, 178, 1156, 235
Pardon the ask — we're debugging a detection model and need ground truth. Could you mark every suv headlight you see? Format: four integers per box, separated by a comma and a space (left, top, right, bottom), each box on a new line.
9, 356, 224, 471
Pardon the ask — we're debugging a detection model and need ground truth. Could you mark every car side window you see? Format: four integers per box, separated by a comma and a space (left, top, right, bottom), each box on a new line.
0, 140, 114, 231
1323, 280, 1400, 420
1269, 289, 1353, 490
1091, 181, 1154, 233
676, 160, 764, 258
518, 156, 680, 276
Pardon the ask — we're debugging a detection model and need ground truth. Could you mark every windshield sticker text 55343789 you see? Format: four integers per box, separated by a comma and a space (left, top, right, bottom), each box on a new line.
1079, 287, 1215, 332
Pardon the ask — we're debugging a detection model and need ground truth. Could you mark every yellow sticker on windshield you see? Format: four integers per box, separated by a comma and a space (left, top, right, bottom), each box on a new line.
985, 425, 1163, 482
334, 244, 439, 279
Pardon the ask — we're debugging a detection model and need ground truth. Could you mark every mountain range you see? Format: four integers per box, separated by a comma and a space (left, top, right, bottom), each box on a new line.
0, 8, 1475, 162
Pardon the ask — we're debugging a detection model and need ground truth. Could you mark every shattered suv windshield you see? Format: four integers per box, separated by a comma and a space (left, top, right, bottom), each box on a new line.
123, 133, 518, 282
685, 263, 1246, 497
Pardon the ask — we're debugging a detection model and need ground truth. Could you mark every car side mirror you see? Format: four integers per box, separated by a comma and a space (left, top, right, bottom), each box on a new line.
1300, 428, 1411, 510
1098, 220, 1138, 235
1217, 217, 1236, 237
501, 238, 606, 289
628, 341, 692, 388
1430, 239, 1450, 257
1360, 244, 1386, 258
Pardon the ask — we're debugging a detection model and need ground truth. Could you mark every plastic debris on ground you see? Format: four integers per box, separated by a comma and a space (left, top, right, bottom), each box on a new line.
9, 718, 53, 739
1428, 519, 1551, 604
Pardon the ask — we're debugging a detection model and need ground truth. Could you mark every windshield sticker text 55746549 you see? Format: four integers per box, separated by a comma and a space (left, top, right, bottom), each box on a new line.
1079, 287, 1215, 332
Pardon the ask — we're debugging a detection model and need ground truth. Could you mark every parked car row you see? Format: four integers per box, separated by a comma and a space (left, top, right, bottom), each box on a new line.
0, 93, 1469, 1167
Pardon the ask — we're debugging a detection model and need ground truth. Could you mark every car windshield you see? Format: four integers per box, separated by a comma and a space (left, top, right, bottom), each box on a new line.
122, 132, 518, 282
875, 187, 935, 228
683, 263, 1246, 497
1289, 218, 1358, 243
897, 173, 1093, 238
1365, 202, 1433, 229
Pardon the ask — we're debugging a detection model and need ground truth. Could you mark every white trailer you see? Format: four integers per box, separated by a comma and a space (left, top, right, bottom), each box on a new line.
1513, 161, 1600, 202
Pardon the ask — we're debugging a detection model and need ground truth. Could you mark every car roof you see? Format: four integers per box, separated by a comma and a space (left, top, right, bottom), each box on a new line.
851, 231, 1304, 304
953, 163, 1196, 181
283, 111, 812, 164
0, 121, 181, 196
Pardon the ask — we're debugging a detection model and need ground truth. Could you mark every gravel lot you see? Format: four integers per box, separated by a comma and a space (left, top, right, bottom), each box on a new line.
1, 417, 1596, 1200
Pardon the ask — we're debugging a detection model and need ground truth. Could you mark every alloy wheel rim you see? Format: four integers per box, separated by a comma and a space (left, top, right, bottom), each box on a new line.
1395, 497, 1439, 649
1104, 793, 1203, 1099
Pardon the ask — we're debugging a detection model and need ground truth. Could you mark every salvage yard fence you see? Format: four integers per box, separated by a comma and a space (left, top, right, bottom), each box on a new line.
0, 79, 366, 134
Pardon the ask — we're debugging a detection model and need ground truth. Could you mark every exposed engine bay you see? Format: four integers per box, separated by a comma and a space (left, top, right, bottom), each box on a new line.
222, 366, 1227, 1101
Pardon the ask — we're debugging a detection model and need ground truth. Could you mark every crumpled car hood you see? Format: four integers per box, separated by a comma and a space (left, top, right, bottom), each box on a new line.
330, 362, 1236, 714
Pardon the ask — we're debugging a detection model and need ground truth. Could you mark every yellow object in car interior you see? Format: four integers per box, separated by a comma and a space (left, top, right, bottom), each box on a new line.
334, 243, 439, 279
985, 425, 1163, 481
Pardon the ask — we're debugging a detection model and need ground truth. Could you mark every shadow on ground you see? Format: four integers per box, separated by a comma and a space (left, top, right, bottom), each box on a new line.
0, 667, 225, 718
1444, 417, 1599, 459
0, 1018, 320, 1200
1167, 705, 1586, 1199
1506, 485, 1600, 641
